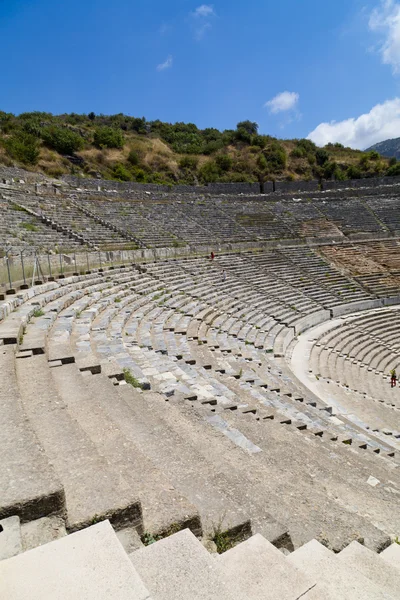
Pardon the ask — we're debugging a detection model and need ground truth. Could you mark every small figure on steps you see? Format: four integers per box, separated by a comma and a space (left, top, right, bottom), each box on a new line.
222, 270, 226, 282
390, 368, 397, 388
210, 251, 215, 261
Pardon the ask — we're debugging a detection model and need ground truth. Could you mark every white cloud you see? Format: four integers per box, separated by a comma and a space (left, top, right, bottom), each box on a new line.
193, 4, 215, 18
369, 0, 400, 73
307, 98, 400, 148
264, 91, 300, 114
156, 55, 173, 71
190, 4, 216, 39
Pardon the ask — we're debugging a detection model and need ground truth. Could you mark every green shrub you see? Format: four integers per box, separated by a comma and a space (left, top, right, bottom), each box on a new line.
251, 134, 267, 149
367, 150, 380, 160
347, 165, 362, 179
215, 154, 232, 171
127, 150, 140, 165
132, 167, 146, 182
94, 126, 124, 149
203, 139, 224, 155
179, 155, 198, 170
387, 163, 400, 176
113, 163, 132, 181
257, 154, 268, 169
316, 149, 329, 166
236, 120, 258, 135
199, 160, 220, 182
42, 126, 84, 154
296, 138, 317, 153
263, 142, 287, 171
291, 147, 305, 158
323, 161, 337, 179
235, 128, 252, 144
3, 132, 40, 164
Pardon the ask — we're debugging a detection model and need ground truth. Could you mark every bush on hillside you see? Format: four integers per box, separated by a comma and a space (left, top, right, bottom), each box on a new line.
203, 139, 225, 155
347, 165, 362, 179
127, 150, 140, 166
3, 132, 40, 165
199, 160, 220, 182
296, 138, 317, 153
93, 126, 124, 149
322, 161, 337, 179
179, 155, 198, 170
290, 147, 305, 159
42, 126, 84, 154
367, 150, 380, 160
316, 149, 329, 166
215, 154, 233, 171
236, 121, 258, 135
263, 142, 287, 171
386, 163, 400, 176
113, 163, 132, 181
251, 135, 267, 149
234, 127, 252, 144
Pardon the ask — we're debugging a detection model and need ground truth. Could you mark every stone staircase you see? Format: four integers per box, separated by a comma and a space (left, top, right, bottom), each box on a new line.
1, 519, 399, 599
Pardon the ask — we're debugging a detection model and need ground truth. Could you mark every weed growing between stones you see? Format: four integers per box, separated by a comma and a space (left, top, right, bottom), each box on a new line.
18, 325, 26, 346
211, 522, 245, 554
141, 523, 182, 546
123, 368, 145, 390
33, 308, 44, 318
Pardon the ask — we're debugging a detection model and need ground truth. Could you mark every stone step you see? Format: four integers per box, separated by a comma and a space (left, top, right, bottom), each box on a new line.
0, 347, 64, 523
15, 354, 141, 532
288, 539, 397, 600
130, 528, 236, 600
337, 540, 400, 598
217, 533, 317, 600
380, 543, 400, 571
101, 382, 256, 541
51, 362, 202, 539
0, 520, 150, 600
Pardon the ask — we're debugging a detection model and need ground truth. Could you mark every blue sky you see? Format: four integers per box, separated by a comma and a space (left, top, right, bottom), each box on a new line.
2, 0, 400, 148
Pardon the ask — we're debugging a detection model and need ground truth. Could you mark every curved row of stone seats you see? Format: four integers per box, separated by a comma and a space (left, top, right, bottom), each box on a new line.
17, 194, 133, 250
367, 196, 400, 231
0, 198, 83, 254
8, 179, 400, 253
315, 199, 386, 235
61, 259, 400, 548
0, 267, 204, 537
1, 260, 400, 552
307, 311, 400, 448
69, 197, 144, 248
2, 519, 400, 600
80, 198, 186, 248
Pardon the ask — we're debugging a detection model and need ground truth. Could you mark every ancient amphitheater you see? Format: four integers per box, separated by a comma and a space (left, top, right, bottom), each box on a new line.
1, 167, 400, 599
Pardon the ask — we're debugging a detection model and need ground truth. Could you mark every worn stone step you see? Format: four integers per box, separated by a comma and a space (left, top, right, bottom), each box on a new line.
51, 363, 202, 539
288, 539, 396, 600
217, 533, 317, 600
0, 347, 64, 523
130, 528, 236, 600
15, 354, 141, 532
0, 520, 150, 600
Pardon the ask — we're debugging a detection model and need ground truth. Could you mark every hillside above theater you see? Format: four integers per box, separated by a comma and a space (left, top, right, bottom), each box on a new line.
1, 111, 398, 185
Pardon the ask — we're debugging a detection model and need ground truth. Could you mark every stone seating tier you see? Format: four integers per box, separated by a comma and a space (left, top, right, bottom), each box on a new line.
1, 520, 400, 600
1, 258, 399, 557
